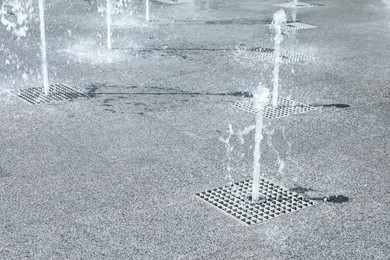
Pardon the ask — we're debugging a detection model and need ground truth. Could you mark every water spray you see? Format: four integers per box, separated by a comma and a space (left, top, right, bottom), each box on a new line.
252, 86, 270, 202
271, 9, 286, 108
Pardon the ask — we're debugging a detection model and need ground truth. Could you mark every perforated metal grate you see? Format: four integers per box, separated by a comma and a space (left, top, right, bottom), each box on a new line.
196, 179, 315, 225
233, 96, 316, 119
284, 22, 318, 31
273, 2, 316, 9
13, 84, 87, 104
253, 48, 316, 64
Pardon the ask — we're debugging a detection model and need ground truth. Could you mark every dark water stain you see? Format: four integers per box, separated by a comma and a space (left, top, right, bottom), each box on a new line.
148, 86, 181, 92
89, 90, 256, 98
290, 186, 349, 203
103, 98, 115, 104
154, 47, 234, 52
86, 84, 100, 98
287, 20, 302, 23
115, 46, 272, 54
205, 18, 272, 25
323, 104, 350, 108
86, 84, 257, 100
313, 104, 350, 108
310, 195, 349, 204
248, 47, 274, 53
104, 109, 116, 113
228, 91, 253, 98
290, 186, 315, 193
310, 103, 350, 108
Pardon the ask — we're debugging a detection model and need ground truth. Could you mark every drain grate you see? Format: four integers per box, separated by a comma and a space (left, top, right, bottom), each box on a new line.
233, 96, 316, 119
252, 48, 316, 64
284, 22, 318, 31
273, 2, 317, 9
196, 179, 315, 225
13, 84, 87, 104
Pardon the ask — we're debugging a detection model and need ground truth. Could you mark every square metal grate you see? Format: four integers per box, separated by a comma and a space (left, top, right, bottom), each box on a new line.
13, 84, 87, 104
253, 48, 316, 64
284, 22, 318, 31
196, 179, 315, 225
233, 96, 317, 119
273, 2, 316, 9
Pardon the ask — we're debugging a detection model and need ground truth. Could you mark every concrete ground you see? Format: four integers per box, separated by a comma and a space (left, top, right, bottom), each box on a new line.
0, 0, 389, 259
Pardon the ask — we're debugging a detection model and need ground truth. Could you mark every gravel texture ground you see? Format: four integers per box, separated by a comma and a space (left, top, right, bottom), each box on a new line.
0, 0, 389, 259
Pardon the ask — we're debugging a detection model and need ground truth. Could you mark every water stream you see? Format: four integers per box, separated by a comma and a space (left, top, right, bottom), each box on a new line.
251, 86, 270, 202
271, 10, 286, 108
107, 0, 112, 49
38, 0, 50, 95
146, 0, 150, 21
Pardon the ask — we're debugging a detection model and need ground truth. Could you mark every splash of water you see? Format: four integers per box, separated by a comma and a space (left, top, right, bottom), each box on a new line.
59, 39, 126, 64
97, 0, 133, 48
252, 86, 270, 202
220, 124, 256, 187
0, 0, 33, 39
219, 124, 236, 186
271, 10, 286, 108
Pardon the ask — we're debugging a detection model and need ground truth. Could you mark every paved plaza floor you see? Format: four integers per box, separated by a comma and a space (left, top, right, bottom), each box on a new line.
0, 0, 389, 259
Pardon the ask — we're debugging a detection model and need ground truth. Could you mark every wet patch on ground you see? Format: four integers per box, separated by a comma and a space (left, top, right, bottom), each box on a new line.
312, 104, 350, 108
289, 186, 315, 193
86, 84, 255, 98
289, 186, 349, 203
311, 195, 349, 203
205, 18, 273, 25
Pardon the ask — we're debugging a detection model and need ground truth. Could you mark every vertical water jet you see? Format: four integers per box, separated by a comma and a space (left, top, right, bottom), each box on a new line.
106, 0, 112, 49
145, 0, 150, 21
271, 10, 286, 108
38, 0, 49, 95
251, 86, 270, 202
